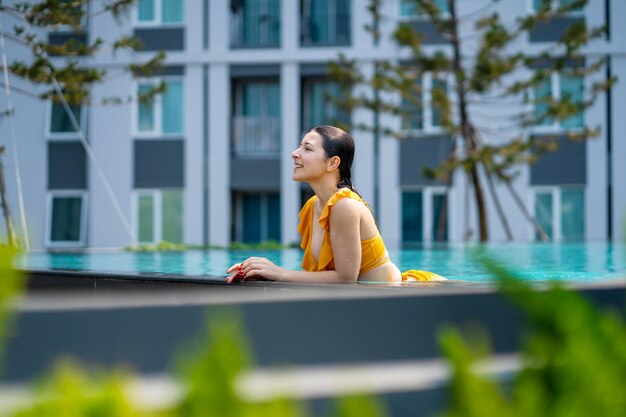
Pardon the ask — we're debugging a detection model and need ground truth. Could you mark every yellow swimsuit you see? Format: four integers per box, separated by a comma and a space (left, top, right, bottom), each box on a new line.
297, 189, 442, 282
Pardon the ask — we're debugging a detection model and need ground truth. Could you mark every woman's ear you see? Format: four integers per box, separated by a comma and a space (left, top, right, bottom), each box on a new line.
327, 156, 341, 172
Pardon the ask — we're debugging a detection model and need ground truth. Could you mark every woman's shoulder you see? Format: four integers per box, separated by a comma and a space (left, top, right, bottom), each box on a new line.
319, 188, 368, 230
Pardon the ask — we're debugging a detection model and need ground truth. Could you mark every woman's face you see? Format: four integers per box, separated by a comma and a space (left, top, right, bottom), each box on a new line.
291, 131, 328, 182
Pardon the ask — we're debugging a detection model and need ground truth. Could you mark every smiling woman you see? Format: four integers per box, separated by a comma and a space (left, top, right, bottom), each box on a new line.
226, 126, 445, 283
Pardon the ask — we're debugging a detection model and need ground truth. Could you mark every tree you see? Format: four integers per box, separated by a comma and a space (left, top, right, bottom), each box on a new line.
329, 0, 614, 241
0, 0, 166, 247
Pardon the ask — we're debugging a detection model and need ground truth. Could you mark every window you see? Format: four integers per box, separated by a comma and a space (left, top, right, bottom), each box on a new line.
136, 0, 183, 25
301, 0, 351, 46
301, 79, 350, 130
232, 192, 281, 243
233, 81, 280, 156
532, 0, 583, 13
231, 0, 280, 48
402, 72, 448, 132
46, 192, 87, 247
402, 188, 448, 244
533, 187, 584, 241
400, 0, 449, 18
533, 71, 583, 130
47, 102, 85, 139
135, 78, 184, 136
134, 189, 183, 243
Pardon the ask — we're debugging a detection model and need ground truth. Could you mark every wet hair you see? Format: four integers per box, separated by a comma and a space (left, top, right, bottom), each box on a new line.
311, 125, 358, 193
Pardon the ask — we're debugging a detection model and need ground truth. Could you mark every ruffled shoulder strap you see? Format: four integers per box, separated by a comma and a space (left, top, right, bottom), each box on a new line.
318, 189, 364, 231
297, 195, 317, 250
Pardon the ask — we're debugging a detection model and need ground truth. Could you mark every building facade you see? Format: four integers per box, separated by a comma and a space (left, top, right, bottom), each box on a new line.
0, 0, 624, 250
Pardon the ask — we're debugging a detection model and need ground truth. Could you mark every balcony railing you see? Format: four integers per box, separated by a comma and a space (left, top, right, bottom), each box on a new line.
232, 116, 280, 156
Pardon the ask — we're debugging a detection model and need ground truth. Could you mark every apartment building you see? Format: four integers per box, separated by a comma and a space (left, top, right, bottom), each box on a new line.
0, 0, 624, 250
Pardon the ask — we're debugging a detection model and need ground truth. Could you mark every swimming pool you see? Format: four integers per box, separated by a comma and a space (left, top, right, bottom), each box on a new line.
18, 242, 626, 283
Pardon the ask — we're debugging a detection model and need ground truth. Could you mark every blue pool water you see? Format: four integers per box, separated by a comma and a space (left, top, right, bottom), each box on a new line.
19, 242, 626, 283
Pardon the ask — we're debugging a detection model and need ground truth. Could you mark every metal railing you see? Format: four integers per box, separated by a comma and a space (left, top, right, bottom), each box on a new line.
232, 116, 280, 156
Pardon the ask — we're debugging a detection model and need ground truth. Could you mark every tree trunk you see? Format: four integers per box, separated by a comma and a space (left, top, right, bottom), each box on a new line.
449, 0, 489, 241
0, 147, 18, 247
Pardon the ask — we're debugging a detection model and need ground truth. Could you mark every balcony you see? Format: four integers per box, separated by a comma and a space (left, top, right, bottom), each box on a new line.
232, 116, 280, 157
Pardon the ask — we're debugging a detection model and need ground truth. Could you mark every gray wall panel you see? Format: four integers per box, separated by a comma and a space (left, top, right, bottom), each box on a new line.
48, 142, 87, 190
410, 21, 447, 44
230, 64, 281, 78
530, 136, 586, 185
230, 157, 280, 190
400, 136, 453, 186
134, 140, 184, 188
133, 27, 185, 51
529, 17, 584, 43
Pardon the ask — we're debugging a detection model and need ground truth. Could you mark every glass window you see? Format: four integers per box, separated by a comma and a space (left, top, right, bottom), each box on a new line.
50, 103, 82, 134
560, 73, 583, 129
402, 77, 423, 130
235, 192, 281, 243
558, 0, 583, 11
161, 0, 183, 23
232, 0, 280, 47
137, 190, 183, 244
534, 78, 552, 126
138, 84, 156, 132
138, 194, 154, 242
535, 192, 553, 241
400, 0, 449, 17
50, 196, 83, 242
432, 193, 448, 242
234, 81, 280, 155
242, 194, 262, 243
138, 0, 182, 23
303, 80, 349, 129
138, 0, 155, 21
162, 80, 183, 134
137, 78, 183, 135
431, 77, 447, 128
267, 193, 281, 241
402, 191, 423, 243
302, 0, 351, 45
162, 190, 183, 243
561, 188, 584, 241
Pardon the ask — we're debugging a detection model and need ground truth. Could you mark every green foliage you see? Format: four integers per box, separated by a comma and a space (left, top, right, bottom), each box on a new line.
0, 245, 25, 373
2, 0, 166, 106
229, 240, 289, 251
7, 360, 141, 417
440, 253, 626, 417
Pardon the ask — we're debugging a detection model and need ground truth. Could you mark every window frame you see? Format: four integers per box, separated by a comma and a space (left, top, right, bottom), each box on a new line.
133, 0, 185, 27
401, 72, 451, 134
45, 100, 88, 140
402, 186, 448, 243
530, 186, 585, 241
45, 191, 88, 248
232, 192, 281, 243
529, 0, 585, 16
132, 189, 184, 244
132, 76, 184, 138
530, 71, 584, 133
399, 0, 451, 20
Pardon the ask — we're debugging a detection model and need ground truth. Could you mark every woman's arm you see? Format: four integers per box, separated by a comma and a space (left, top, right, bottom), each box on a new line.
227, 198, 363, 283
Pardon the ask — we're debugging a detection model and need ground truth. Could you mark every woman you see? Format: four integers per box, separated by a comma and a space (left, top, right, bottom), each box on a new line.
226, 126, 444, 283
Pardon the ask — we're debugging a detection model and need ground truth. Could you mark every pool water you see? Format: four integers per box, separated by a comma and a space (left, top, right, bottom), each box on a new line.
19, 242, 626, 283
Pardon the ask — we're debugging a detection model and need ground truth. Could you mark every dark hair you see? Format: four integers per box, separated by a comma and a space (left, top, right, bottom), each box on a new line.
311, 125, 358, 193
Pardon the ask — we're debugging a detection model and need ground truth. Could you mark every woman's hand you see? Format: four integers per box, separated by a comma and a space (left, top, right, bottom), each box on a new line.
225, 258, 285, 284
